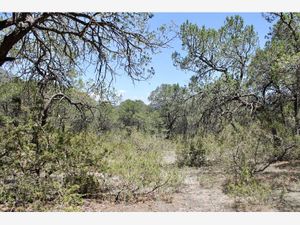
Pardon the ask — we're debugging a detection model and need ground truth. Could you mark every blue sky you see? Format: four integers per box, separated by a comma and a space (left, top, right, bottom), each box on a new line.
112, 13, 271, 104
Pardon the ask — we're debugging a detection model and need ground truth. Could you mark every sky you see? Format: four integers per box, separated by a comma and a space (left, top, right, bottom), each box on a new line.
110, 13, 271, 104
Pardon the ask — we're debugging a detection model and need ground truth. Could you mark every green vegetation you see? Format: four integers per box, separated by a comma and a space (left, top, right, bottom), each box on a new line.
0, 13, 300, 211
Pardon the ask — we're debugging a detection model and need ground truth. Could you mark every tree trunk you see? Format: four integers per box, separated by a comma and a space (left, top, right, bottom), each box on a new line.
295, 67, 300, 135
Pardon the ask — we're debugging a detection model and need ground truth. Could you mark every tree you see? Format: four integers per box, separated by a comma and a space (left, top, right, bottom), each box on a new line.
173, 14, 300, 174
117, 99, 150, 131
0, 13, 168, 86
148, 84, 188, 138
171, 16, 262, 137
0, 12, 171, 135
94, 101, 118, 133
173, 16, 259, 120
249, 13, 300, 135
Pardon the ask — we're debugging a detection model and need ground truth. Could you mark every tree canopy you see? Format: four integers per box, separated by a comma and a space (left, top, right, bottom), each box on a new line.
1, 13, 300, 211
0, 13, 168, 88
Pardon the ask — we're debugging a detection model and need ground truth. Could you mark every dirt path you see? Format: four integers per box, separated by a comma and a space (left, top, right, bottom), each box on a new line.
81, 152, 300, 212
82, 168, 235, 211
82, 151, 235, 211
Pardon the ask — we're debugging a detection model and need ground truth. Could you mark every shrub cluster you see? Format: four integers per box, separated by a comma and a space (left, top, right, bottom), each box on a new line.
0, 125, 180, 211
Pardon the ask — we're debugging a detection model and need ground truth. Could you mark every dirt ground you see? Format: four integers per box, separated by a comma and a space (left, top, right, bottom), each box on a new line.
81, 152, 300, 212
1, 150, 298, 212
82, 167, 235, 211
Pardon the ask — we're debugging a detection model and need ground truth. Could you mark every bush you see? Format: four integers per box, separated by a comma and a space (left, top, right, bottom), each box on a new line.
177, 136, 207, 167
60, 132, 110, 198
0, 122, 110, 210
103, 130, 181, 202
0, 126, 181, 210
216, 122, 298, 178
224, 174, 271, 210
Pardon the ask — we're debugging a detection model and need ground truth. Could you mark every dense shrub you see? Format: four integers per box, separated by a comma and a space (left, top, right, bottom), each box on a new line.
0, 122, 110, 210
176, 137, 208, 167
217, 123, 299, 178
224, 174, 271, 210
198, 122, 297, 205
0, 125, 181, 210
175, 122, 298, 204
182, 123, 298, 178
100, 130, 181, 201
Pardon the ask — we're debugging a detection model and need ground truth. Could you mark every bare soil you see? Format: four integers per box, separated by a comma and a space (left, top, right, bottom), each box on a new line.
81, 153, 300, 212
82, 167, 235, 211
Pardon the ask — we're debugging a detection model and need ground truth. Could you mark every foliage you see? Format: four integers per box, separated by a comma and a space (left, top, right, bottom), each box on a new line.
0, 122, 109, 210
176, 136, 208, 167
149, 84, 188, 138
118, 100, 150, 131
103, 130, 181, 201
1, 13, 300, 211
0, 13, 170, 88
225, 175, 271, 208
0, 117, 181, 210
